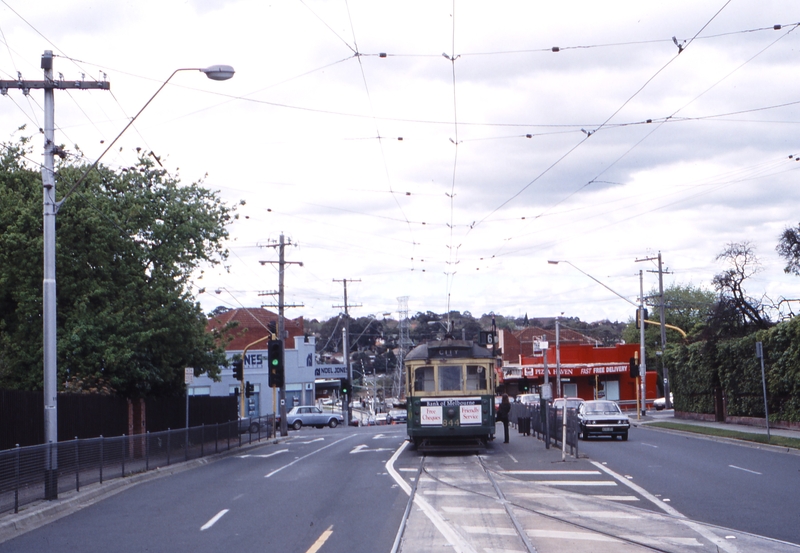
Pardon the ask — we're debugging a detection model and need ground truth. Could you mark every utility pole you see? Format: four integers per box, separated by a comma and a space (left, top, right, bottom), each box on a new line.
334, 278, 361, 426
637, 252, 672, 411
260, 234, 303, 436
0, 52, 110, 500
656, 252, 672, 409
639, 270, 647, 416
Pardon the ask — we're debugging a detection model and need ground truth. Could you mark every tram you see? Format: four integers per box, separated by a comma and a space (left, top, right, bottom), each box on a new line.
404, 339, 497, 449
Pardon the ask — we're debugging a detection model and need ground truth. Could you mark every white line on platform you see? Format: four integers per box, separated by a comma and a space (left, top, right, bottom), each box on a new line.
502, 470, 601, 475
200, 509, 229, 531
534, 480, 617, 486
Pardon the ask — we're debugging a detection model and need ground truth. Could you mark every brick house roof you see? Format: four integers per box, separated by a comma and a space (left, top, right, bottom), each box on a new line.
207, 307, 304, 351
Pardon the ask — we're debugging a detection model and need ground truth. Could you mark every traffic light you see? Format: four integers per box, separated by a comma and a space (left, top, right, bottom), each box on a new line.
520, 376, 530, 392
635, 308, 649, 328
341, 379, 350, 396
245, 381, 254, 398
629, 355, 640, 378
267, 340, 284, 388
231, 359, 243, 381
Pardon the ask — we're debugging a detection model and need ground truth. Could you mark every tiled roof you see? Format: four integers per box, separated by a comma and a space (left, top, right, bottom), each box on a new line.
207, 307, 304, 351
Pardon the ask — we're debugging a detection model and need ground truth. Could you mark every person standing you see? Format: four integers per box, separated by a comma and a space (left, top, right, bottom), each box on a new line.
498, 393, 511, 443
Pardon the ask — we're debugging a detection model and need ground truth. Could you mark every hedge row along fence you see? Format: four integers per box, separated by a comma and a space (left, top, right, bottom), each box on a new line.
667, 315, 800, 423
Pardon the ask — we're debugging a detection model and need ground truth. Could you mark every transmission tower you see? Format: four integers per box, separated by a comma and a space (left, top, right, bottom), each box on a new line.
396, 296, 411, 398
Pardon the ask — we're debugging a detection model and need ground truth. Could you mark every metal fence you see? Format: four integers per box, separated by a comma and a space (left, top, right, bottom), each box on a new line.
0, 414, 274, 516
509, 402, 580, 457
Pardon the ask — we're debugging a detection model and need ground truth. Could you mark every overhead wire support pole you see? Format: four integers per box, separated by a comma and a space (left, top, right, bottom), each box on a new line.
0, 51, 111, 500
333, 278, 361, 426
260, 234, 303, 436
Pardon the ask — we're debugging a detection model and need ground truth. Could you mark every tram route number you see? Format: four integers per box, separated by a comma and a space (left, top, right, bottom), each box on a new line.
442, 419, 461, 427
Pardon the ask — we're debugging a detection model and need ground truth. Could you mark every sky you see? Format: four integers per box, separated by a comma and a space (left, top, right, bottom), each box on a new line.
2, 0, 800, 326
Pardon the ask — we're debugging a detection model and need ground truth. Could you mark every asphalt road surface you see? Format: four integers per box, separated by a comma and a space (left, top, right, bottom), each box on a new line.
578, 423, 800, 544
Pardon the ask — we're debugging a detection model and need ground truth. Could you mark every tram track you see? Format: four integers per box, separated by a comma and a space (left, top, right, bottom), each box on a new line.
389, 445, 730, 553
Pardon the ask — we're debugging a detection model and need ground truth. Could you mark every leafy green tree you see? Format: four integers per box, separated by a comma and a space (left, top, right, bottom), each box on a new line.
0, 139, 234, 397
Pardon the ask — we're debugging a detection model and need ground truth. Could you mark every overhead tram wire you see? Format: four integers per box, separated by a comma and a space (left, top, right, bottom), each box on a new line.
469, 0, 735, 235
520, 16, 798, 225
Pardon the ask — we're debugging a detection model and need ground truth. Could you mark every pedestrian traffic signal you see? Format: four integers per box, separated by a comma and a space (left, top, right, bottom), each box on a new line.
245, 381, 254, 398
231, 359, 243, 381
267, 340, 284, 388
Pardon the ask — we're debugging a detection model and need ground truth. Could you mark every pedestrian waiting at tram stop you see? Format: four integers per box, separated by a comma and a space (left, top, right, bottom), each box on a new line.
497, 393, 511, 443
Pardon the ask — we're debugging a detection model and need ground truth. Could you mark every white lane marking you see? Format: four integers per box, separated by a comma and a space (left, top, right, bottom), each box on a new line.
305, 525, 334, 553
461, 527, 619, 542
386, 441, 478, 553
526, 529, 619, 542
298, 438, 324, 444
239, 450, 288, 458
729, 464, 762, 475
502, 470, 601, 475
592, 495, 640, 501
620, 535, 703, 546
534, 480, 617, 486
537, 510, 640, 519
350, 444, 393, 454
265, 435, 354, 478
442, 506, 505, 514
591, 461, 737, 553
200, 509, 229, 531
641, 443, 659, 448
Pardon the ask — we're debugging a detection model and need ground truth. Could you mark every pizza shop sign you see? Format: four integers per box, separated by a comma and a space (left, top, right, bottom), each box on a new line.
522, 364, 628, 377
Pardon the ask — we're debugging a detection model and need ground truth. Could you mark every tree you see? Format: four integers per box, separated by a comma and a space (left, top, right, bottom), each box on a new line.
0, 139, 234, 397
711, 242, 770, 334
777, 223, 800, 276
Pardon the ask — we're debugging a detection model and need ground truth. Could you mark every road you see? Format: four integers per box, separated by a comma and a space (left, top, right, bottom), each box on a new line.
1, 422, 798, 552
578, 422, 800, 544
0, 426, 410, 553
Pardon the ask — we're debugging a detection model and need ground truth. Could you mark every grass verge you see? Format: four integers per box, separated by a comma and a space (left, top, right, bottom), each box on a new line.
647, 421, 800, 450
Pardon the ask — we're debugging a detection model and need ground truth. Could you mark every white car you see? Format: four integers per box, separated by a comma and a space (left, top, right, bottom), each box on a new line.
517, 393, 541, 405
654, 393, 674, 410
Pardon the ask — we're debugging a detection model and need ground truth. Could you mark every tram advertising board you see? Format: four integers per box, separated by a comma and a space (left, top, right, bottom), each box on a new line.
419, 397, 483, 426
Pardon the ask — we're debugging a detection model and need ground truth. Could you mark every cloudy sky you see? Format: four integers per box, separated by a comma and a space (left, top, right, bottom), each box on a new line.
3, 0, 800, 325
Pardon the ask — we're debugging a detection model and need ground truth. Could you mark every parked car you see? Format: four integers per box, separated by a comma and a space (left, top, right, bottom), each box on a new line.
375, 412, 388, 425
386, 408, 407, 424
551, 397, 584, 413
285, 406, 343, 430
238, 417, 268, 434
517, 393, 541, 405
576, 400, 630, 440
654, 393, 674, 410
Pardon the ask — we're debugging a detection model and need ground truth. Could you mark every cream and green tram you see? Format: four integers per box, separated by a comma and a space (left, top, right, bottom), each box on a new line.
404, 339, 496, 448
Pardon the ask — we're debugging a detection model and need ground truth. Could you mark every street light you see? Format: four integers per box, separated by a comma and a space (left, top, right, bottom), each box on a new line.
39, 58, 233, 498
548, 259, 647, 418
547, 260, 637, 307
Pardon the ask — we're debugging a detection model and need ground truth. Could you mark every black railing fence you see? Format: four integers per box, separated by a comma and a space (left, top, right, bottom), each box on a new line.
508, 402, 580, 457
0, 415, 274, 516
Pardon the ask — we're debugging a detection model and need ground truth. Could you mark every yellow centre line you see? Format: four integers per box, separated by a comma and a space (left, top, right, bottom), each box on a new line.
305, 525, 334, 553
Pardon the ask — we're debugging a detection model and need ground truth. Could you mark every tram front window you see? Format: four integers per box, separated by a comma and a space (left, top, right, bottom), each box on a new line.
439, 365, 462, 392
466, 365, 487, 390
414, 366, 434, 392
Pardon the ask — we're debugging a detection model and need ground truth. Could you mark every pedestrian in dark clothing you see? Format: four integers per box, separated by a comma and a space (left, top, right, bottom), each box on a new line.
498, 393, 511, 443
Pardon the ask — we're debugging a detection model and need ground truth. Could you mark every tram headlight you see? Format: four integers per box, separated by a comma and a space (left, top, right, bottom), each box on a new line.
447, 407, 456, 417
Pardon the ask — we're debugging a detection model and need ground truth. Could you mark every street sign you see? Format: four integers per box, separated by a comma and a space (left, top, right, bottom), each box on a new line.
184, 368, 194, 384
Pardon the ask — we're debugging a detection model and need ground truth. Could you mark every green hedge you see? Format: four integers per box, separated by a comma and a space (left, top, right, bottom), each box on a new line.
666, 316, 800, 423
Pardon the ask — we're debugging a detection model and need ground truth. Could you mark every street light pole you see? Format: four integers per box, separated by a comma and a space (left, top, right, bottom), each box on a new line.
0, 54, 232, 500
